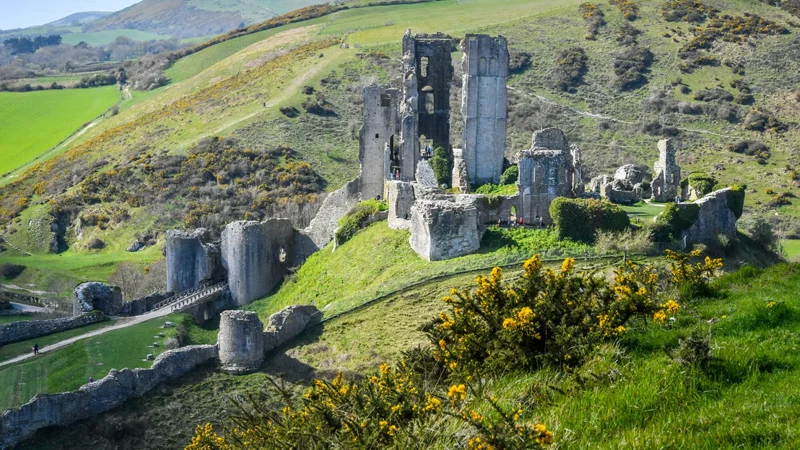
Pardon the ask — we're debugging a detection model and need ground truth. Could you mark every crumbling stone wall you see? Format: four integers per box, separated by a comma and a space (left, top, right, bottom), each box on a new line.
221, 219, 294, 307
119, 292, 171, 316
410, 198, 480, 261
652, 138, 681, 202
0, 312, 106, 346
263, 305, 321, 350
73, 282, 123, 316
302, 178, 362, 251
451, 148, 470, 193
387, 181, 416, 230
360, 85, 400, 200
461, 34, 509, 185
218, 311, 264, 374
517, 129, 581, 224
0, 345, 218, 449
165, 229, 222, 294
679, 188, 738, 247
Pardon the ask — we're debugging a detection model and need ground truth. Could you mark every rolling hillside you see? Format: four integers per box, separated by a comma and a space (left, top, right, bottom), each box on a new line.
1, 0, 799, 286
83, 0, 327, 39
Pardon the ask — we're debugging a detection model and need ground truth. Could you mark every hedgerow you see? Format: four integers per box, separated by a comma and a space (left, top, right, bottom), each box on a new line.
550, 198, 630, 243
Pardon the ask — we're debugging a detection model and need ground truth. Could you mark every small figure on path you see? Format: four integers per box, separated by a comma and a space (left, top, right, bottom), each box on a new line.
89, 377, 94, 383
539, 216, 544, 228
32, 343, 39, 355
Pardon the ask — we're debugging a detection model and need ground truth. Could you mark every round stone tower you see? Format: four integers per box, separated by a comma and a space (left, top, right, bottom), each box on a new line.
218, 310, 265, 374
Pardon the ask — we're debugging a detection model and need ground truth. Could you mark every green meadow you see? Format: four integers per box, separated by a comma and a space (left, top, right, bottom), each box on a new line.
0, 87, 120, 175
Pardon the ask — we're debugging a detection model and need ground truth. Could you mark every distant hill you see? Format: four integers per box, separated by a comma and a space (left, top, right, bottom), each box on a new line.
44, 11, 112, 28
83, 0, 327, 39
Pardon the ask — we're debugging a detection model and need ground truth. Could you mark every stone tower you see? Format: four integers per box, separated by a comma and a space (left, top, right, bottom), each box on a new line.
516, 128, 580, 224
359, 85, 400, 200
461, 34, 509, 185
165, 229, 221, 294
218, 310, 264, 374
652, 138, 681, 202
399, 30, 454, 181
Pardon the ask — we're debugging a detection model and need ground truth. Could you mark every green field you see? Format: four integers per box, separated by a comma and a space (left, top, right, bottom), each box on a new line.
0, 315, 33, 325
785, 240, 800, 262
0, 316, 111, 363
0, 313, 188, 411
0, 87, 120, 175
60, 29, 174, 46
621, 201, 666, 221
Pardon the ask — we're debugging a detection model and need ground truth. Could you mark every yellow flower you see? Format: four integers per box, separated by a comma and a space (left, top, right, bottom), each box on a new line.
503, 318, 519, 329
653, 310, 667, 324
767, 301, 776, 309
561, 257, 576, 274
663, 299, 681, 314
448, 384, 467, 403
517, 306, 536, 323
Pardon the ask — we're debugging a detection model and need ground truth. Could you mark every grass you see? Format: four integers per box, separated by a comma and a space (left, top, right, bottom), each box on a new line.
783, 239, 800, 262
246, 222, 604, 322
621, 201, 666, 221
0, 312, 192, 411
0, 86, 120, 175
0, 316, 112, 363
59, 29, 174, 46
0, 315, 33, 325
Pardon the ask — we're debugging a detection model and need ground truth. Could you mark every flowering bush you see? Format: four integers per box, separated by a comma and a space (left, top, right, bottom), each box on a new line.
664, 249, 723, 299
430, 255, 668, 373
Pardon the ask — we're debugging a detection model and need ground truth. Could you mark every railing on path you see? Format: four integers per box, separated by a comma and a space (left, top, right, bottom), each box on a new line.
151, 282, 228, 313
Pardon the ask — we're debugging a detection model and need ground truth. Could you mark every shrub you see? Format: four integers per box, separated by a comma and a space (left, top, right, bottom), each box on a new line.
509, 50, 532, 74
595, 228, 656, 256
662, 0, 718, 23
0, 263, 25, 279
729, 140, 769, 158
685, 173, 717, 196
431, 256, 672, 373
550, 198, 630, 243
613, 46, 654, 91
693, 88, 733, 102
743, 108, 788, 133
664, 248, 723, 299
673, 329, 713, 367
746, 216, 781, 252
579, 3, 606, 39
335, 200, 386, 245
609, 0, 639, 20
654, 202, 700, 241
552, 47, 588, 91
725, 184, 746, 219
430, 146, 451, 187
279, 106, 300, 118
86, 237, 105, 249
499, 165, 518, 185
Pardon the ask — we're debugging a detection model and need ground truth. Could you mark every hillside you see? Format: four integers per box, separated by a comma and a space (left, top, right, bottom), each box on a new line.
44, 12, 112, 28
1, 0, 798, 297
83, 0, 327, 39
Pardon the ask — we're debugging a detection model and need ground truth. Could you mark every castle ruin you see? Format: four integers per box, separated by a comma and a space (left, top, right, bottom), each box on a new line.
652, 138, 681, 202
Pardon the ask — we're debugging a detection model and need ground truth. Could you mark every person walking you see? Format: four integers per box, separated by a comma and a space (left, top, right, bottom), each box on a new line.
32, 343, 39, 355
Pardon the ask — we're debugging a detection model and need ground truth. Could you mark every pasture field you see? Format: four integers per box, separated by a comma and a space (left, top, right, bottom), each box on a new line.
0, 87, 120, 175
0, 315, 33, 325
0, 313, 188, 411
784, 240, 800, 262
60, 29, 174, 46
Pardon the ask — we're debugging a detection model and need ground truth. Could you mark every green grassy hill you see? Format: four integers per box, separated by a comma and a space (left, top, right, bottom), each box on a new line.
0, 87, 120, 175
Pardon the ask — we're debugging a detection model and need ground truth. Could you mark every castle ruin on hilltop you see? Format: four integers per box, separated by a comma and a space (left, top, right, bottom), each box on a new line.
359, 30, 583, 261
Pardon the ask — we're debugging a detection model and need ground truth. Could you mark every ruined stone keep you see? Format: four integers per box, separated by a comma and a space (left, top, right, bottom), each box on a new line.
517, 128, 582, 224
218, 310, 265, 374
652, 138, 681, 202
461, 34, 509, 185
165, 229, 221, 294
360, 86, 400, 200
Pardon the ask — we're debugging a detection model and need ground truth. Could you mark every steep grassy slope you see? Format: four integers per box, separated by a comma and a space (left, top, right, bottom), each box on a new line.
1, 0, 798, 287
19, 260, 800, 449
0, 87, 120, 175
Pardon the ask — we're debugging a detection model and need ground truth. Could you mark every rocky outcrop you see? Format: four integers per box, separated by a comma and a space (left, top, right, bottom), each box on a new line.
387, 181, 416, 230
451, 148, 470, 193
303, 178, 362, 250
218, 311, 264, 374
221, 219, 294, 307
680, 188, 738, 247
263, 305, 321, 351
410, 199, 480, 261
165, 229, 222, 295
0, 312, 106, 346
415, 159, 438, 187
73, 282, 123, 316
0, 345, 218, 449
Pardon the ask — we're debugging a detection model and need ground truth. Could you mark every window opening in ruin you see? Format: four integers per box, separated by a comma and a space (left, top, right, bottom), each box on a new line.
489, 57, 497, 76
279, 248, 287, 263
425, 93, 435, 115
380, 93, 391, 107
479, 57, 487, 76
376, 133, 380, 139
420, 56, 429, 78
